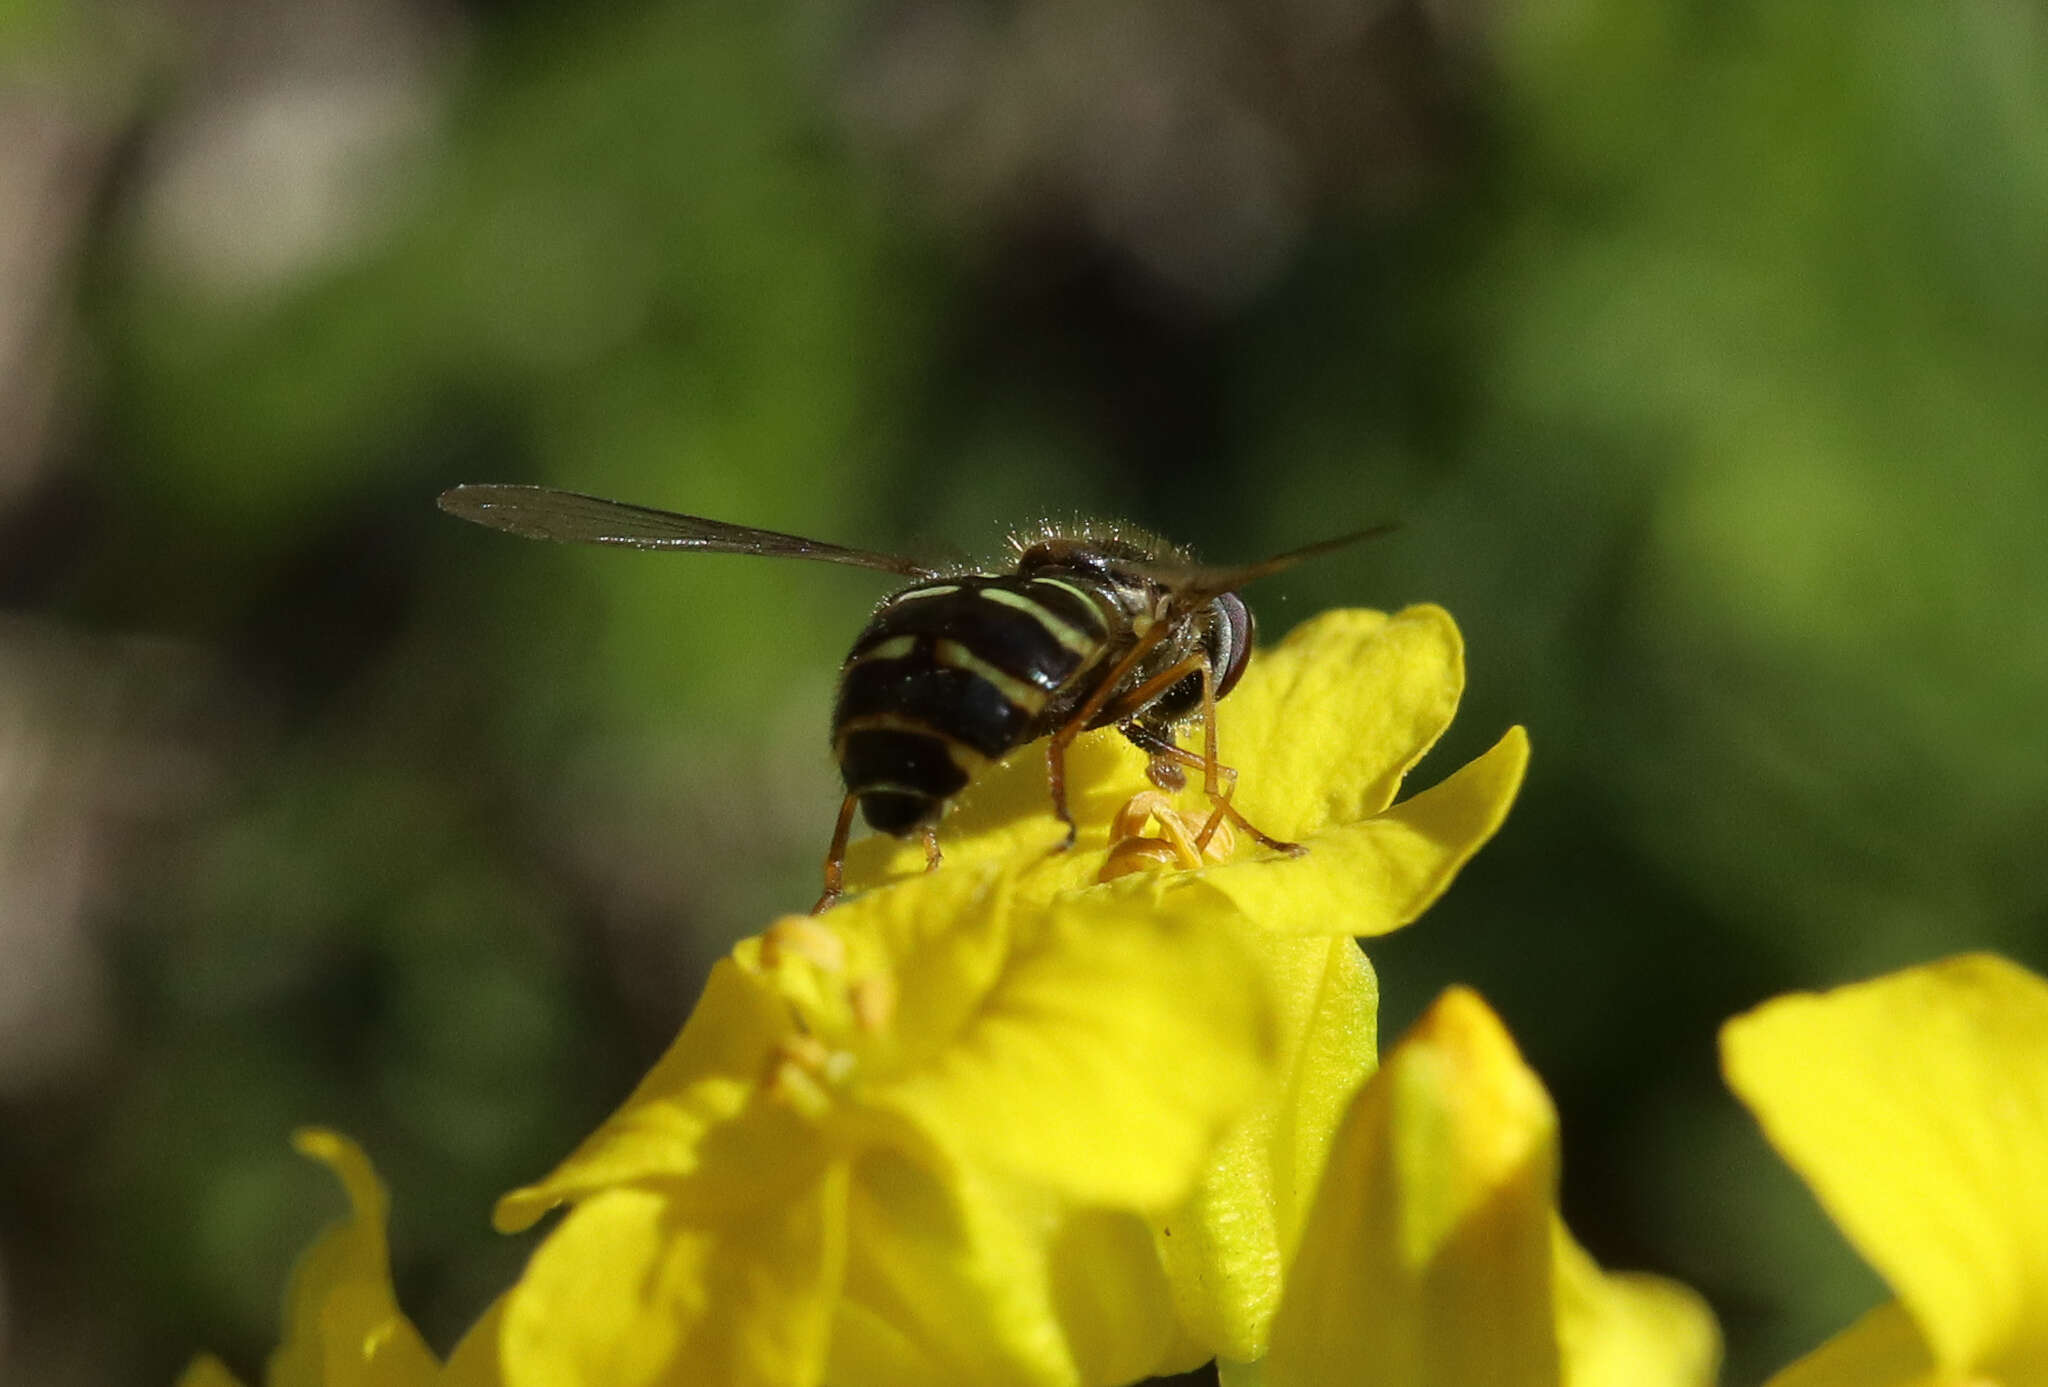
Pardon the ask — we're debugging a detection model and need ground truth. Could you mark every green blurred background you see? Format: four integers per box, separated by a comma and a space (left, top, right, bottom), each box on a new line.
3, 0, 2044, 1382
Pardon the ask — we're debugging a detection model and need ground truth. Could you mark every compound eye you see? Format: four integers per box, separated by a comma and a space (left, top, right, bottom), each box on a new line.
1210, 593, 1256, 700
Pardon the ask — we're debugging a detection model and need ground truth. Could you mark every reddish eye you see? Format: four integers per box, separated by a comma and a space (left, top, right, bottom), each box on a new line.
1211, 594, 1255, 700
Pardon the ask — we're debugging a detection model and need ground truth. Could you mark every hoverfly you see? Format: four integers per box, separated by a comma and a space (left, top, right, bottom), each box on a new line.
437, 484, 1390, 910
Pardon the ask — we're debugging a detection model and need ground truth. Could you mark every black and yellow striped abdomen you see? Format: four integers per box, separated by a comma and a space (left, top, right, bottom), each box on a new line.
832, 575, 1119, 834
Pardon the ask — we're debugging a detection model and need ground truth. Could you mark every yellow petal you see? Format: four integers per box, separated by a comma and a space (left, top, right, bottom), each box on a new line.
501, 1164, 848, 1387
1260, 987, 1561, 1387
1553, 1222, 1721, 1387
829, 1149, 1183, 1387
499, 865, 1039, 1240
840, 728, 1150, 891
174, 1355, 246, 1387
1722, 953, 2048, 1379
1158, 937, 1381, 1362
267, 1130, 439, 1387
1044, 1208, 1192, 1387
1761, 1301, 1948, 1387
864, 876, 1280, 1213
441, 1296, 510, 1387
814, 862, 1032, 1070
493, 957, 799, 1232
1220, 606, 1466, 843
1205, 726, 1529, 937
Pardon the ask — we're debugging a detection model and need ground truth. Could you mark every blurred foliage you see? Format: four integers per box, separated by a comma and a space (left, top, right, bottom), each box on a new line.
2, 0, 2045, 1383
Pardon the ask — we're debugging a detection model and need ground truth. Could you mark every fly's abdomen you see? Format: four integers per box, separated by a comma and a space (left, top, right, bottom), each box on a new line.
831, 577, 1114, 834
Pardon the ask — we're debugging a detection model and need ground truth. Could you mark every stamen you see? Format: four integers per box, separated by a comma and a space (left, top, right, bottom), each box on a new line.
756, 920, 900, 1092
850, 973, 897, 1033
761, 916, 847, 972
762, 1034, 839, 1116
1101, 836, 1186, 881
1098, 790, 1240, 882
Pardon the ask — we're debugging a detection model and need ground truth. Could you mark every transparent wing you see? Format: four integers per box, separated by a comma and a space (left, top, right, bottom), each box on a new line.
437, 484, 944, 579
1139, 523, 1402, 605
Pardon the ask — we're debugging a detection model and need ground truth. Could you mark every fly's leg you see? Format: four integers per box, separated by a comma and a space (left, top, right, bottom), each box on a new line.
1044, 617, 1177, 851
1124, 693, 1307, 860
812, 792, 861, 914
1045, 733, 1074, 850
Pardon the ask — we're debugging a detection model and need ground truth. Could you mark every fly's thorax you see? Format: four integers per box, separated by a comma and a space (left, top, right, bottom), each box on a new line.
1013, 534, 1175, 627
830, 572, 1129, 835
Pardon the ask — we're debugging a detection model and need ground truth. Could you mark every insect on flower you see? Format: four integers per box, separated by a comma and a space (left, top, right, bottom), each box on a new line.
437, 485, 1392, 910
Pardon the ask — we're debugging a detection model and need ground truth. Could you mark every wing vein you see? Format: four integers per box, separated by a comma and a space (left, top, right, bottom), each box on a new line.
437, 485, 943, 578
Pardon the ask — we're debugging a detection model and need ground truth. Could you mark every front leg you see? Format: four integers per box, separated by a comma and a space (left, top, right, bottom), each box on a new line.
1039, 619, 1177, 854
1122, 720, 1306, 859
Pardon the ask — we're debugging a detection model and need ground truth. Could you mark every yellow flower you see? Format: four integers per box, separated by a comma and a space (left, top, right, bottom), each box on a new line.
1244, 987, 1721, 1387
483, 605, 1528, 1385
177, 1130, 504, 1387
1722, 952, 2048, 1387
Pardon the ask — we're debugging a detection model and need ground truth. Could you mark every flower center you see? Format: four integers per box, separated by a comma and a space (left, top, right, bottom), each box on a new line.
1098, 788, 1240, 882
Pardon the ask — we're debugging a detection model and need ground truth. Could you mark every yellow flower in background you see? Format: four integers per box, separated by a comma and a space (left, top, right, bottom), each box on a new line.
1243, 988, 1720, 1387
1723, 952, 2048, 1387
177, 1130, 503, 1387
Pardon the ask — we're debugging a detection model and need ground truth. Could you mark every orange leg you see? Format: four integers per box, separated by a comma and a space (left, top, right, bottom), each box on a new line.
1124, 677, 1306, 859
812, 792, 860, 914
1148, 743, 1302, 856
1050, 645, 1220, 853
1188, 654, 1235, 851
920, 826, 943, 873
1044, 618, 1177, 849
